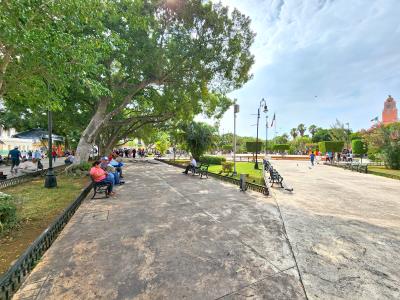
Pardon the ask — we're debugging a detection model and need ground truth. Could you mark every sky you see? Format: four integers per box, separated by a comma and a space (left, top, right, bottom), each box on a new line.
202, 0, 400, 137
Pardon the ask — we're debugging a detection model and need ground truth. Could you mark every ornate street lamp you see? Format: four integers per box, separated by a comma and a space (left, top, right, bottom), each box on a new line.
233, 101, 239, 176
45, 110, 57, 188
255, 98, 268, 169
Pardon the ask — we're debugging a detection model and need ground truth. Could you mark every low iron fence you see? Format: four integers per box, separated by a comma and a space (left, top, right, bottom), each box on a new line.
0, 165, 67, 190
324, 162, 368, 173
155, 159, 269, 196
0, 183, 92, 300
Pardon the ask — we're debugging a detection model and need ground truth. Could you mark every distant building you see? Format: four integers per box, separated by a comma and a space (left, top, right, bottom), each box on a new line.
382, 95, 398, 124
0, 127, 34, 155
0, 127, 64, 156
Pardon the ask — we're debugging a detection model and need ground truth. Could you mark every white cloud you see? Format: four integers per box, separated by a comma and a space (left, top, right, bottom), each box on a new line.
210, 0, 400, 136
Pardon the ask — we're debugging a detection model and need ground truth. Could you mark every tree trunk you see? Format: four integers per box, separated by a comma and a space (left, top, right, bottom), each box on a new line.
75, 98, 109, 163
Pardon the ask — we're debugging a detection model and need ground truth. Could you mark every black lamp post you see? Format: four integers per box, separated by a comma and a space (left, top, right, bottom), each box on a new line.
45, 110, 57, 188
254, 98, 268, 169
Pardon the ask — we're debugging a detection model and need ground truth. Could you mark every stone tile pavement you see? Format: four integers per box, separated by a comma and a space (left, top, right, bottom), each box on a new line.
13, 161, 305, 300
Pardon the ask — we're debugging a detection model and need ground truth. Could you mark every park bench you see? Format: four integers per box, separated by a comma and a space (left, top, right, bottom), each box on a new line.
269, 168, 284, 188
191, 163, 209, 178
91, 177, 111, 199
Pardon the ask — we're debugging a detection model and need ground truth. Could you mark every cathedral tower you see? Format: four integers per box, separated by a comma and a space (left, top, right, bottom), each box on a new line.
382, 95, 398, 124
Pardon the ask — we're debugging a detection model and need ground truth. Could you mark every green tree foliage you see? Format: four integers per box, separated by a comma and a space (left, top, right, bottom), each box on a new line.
352, 140, 367, 155
181, 122, 216, 161
308, 125, 317, 137
318, 141, 344, 153
272, 134, 289, 145
297, 124, 306, 137
363, 123, 400, 169
1, 1, 255, 163
312, 128, 331, 143
290, 128, 298, 140
291, 136, 312, 153
155, 133, 170, 155
330, 119, 350, 141
0, 0, 103, 106
352, 139, 367, 163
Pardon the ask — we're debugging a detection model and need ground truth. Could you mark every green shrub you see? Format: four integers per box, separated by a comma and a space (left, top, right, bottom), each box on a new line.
221, 162, 234, 173
382, 144, 400, 170
200, 155, 226, 165
0, 192, 17, 232
318, 141, 344, 153
273, 144, 290, 152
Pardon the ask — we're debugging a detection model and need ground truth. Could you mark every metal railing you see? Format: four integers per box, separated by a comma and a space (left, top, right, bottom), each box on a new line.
0, 165, 67, 190
0, 183, 92, 300
155, 159, 269, 196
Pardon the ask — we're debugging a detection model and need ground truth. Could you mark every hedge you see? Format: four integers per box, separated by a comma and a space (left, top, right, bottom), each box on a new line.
200, 155, 226, 165
318, 141, 344, 153
273, 144, 290, 152
245, 142, 263, 153
352, 139, 367, 155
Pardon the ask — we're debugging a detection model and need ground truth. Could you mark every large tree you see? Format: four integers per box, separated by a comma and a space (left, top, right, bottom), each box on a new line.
71, 0, 254, 162
290, 128, 298, 140
2, 1, 254, 163
297, 123, 306, 137
181, 121, 217, 160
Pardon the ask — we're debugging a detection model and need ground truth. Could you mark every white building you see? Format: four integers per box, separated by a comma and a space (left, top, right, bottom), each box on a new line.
0, 126, 36, 155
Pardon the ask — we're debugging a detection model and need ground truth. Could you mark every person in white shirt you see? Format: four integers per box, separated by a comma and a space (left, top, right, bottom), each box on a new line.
183, 156, 197, 174
19, 159, 37, 174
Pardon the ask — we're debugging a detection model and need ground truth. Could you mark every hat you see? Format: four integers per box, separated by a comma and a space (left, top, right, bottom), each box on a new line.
101, 156, 109, 161
14, 146, 18, 149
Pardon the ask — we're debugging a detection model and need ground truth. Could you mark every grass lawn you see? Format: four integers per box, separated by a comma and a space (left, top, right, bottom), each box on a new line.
166, 160, 265, 185
208, 162, 264, 185
368, 166, 400, 180
0, 175, 89, 276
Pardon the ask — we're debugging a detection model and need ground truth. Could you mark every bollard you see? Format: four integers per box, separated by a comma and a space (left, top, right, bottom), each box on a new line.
239, 174, 248, 191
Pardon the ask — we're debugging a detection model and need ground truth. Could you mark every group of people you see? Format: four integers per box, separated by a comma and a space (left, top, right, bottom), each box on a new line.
309, 149, 354, 166
6, 147, 44, 174
112, 148, 146, 158
89, 154, 125, 196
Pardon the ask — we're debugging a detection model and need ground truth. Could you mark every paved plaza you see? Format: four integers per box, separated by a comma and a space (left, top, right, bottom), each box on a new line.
13, 160, 400, 299
269, 160, 400, 299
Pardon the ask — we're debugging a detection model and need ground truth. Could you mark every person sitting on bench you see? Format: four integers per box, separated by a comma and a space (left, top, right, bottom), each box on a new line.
19, 158, 37, 174
110, 155, 124, 178
90, 160, 115, 196
183, 156, 197, 174
100, 157, 124, 185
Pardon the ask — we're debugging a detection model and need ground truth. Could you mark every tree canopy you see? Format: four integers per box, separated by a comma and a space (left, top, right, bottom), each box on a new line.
1, 0, 255, 162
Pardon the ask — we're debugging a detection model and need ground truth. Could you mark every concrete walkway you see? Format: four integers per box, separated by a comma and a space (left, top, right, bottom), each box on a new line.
13, 161, 305, 299
269, 160, 400, 300
0, 159, 64, 178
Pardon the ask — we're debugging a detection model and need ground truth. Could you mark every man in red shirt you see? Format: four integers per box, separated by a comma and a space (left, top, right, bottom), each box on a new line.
90, 161, 115, 195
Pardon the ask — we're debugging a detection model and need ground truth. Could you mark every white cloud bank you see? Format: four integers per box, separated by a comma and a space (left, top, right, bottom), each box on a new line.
210, 0, 400, 136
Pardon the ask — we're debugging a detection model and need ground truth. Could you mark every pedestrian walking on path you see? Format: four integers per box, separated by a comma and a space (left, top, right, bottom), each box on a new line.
310, 151, 315, 166
8, 146, 21, 174
52, 150, 57, 162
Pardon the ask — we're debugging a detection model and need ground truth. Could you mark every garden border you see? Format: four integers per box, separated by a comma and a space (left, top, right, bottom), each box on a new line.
0, 183, 92, 300
155, 159, 269, 196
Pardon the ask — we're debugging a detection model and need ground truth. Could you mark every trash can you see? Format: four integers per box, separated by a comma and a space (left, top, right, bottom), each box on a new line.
240, 174, 248, 191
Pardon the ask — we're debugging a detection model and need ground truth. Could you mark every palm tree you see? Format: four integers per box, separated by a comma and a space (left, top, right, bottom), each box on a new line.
290, 128, 298, 140
309, 125, 317, 137
297, 124, 306, 137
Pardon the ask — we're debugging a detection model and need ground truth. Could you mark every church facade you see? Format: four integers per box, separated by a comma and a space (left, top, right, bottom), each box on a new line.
382, 95, 398, 124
